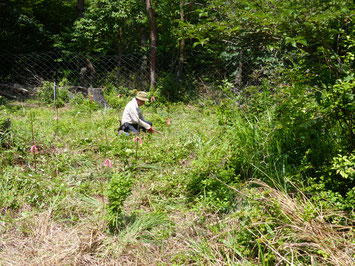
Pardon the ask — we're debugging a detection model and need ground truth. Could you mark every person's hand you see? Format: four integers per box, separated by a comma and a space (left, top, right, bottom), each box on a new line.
148, 127, 154, 133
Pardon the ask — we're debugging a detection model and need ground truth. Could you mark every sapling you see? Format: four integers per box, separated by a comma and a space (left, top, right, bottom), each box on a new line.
30, 111, 37, 172
133, 119, 142, 161
30, 144, 39, 172
198, 101, 205, 119
150, 95, 157, 113
102, 108, 109, 157
133, 135, 142, 145
167, 93, 171, 125
53, 81, 59, 135
102, 108, 113, 169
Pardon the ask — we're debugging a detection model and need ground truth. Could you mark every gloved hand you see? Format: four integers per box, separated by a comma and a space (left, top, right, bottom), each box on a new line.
148, 127, 154, 133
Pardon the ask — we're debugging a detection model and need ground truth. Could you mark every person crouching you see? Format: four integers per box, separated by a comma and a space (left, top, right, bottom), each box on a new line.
119, 91, 153, 134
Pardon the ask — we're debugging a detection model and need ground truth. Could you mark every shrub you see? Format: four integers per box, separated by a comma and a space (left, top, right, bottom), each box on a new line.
106, 171, 133, 232
69, 93, 85, 105
37, 81, 69, 107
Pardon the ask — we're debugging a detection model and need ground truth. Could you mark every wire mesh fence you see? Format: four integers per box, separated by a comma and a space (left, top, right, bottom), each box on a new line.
0, 51, 151, 90
0, 49, 284, 101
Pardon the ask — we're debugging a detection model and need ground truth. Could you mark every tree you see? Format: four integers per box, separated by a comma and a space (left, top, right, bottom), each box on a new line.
146, 0, 157, 89
176, 0, 185, 80
77, 0, 84, 18
0, 0, 76, 53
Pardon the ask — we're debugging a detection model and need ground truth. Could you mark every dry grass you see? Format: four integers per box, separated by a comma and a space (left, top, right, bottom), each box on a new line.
252, 180, 355, 266
1, 168, 353, 265
1, 180, 353, 265
0, 210, 112, 265
0, 179, 215, 265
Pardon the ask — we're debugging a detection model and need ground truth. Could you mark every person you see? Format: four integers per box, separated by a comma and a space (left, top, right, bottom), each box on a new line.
119, 91, 153, 134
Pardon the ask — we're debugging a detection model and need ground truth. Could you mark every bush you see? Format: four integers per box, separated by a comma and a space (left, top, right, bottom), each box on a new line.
106, 171, 133, 232
69, 93, 85, 105
156, 72, 197, 103
37, 81, 69, 107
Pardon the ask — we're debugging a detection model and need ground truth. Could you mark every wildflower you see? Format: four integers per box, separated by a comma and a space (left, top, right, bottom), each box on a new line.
150, 96, 155, 102
167, 117, 171, 125
54, 117, 59, 120
201, 102, 205, 107
133, 136, 142, 144
90, 94, 93, 101
104, 158, 112, 168
30, 145, 38, 154
118, 94, 122, 98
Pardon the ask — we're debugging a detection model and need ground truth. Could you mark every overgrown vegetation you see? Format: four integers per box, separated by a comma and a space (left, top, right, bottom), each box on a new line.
0, 0, 354, 264
0, 85, 354, 264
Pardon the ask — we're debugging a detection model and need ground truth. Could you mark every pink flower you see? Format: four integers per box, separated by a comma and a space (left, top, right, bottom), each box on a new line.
30, 145, 38, 154
201, 102, 205, 107
90, 94, 93, 101
104, 158, 112, 168
54, 117, 59, 120
133, 136, 142, 144
167, 117, 171, 125
118, 94, 122, 98
150, 96, 155, 102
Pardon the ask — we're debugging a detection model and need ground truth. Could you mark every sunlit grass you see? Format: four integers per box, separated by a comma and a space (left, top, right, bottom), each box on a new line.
0, 98, 353, 265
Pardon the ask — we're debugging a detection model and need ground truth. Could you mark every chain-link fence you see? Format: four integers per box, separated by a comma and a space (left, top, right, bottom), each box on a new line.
0, 49, 284, 101
0, 51, 151, 90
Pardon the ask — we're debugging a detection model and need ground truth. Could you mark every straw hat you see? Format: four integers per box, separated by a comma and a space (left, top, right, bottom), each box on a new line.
136, 91, 149, 102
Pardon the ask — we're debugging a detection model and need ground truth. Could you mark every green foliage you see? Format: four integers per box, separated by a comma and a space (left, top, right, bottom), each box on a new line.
69, 93, 85, 105
319, 75, 355, 149
106, 171, 134, 232
0, 117, 12, 149
211, 76, 354, 212
0, 166, 67, 210
66, 0, 146, 54
310, 153, 355, 210
37, 81, 69, 107
103, 89, 128, 109
332, 154, 355, 180
155, 72, 197, 103
0, 0, 76, 53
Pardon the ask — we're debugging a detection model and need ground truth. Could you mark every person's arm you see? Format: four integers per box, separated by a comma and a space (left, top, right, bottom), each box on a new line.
138, 117, 151, 130
138, 111, 146, 122
128, 104, 151, 130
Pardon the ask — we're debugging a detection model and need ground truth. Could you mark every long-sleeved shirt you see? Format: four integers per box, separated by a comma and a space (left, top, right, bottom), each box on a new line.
121, 97, 151, 130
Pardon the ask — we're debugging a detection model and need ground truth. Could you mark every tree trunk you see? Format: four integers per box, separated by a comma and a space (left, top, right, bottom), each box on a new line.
77, 0, 84, 18
146, 0, 157, 89
234, 60, 242, 89
177, 0, 185, 80
140, 28, 149, 87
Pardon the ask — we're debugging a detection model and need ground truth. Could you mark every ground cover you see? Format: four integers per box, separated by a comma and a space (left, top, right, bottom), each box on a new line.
0, 95, 354, 265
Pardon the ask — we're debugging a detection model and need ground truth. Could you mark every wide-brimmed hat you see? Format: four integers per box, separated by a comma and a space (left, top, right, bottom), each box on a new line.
136, 91, 149, 102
